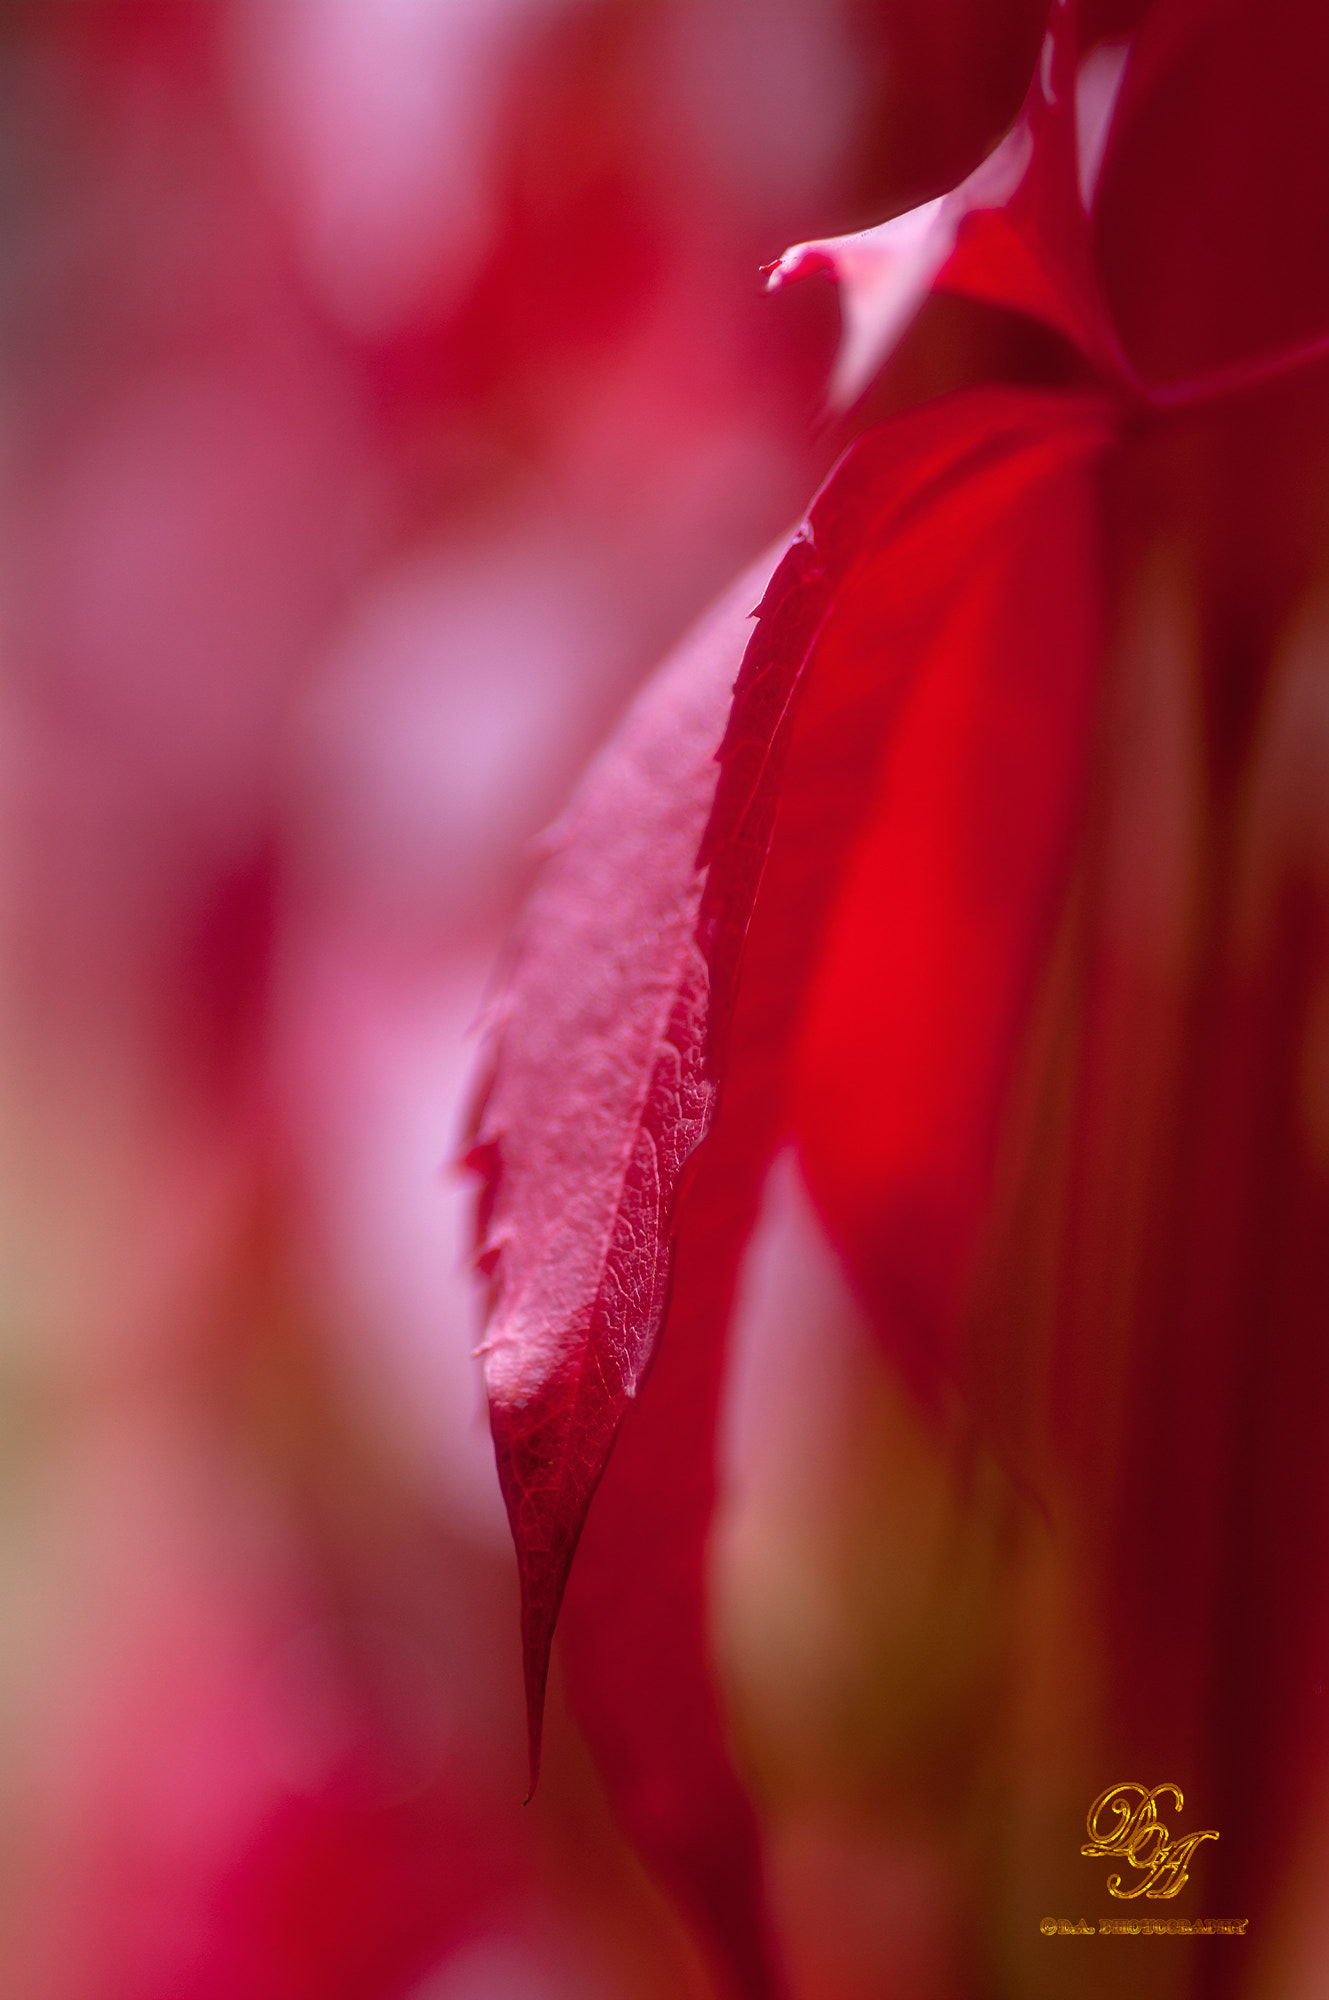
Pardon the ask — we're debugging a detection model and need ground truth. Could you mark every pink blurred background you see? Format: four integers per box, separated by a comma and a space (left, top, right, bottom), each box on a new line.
0, 4, 1080, 1996
0, 4, 828, 1995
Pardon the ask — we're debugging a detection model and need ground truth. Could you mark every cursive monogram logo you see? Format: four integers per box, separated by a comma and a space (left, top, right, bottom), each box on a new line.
1081, 1784, 1219, 1900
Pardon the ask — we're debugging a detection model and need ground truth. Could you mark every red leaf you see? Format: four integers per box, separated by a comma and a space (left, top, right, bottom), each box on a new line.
766, 0, 1129, 406
465, 547, 781, 1784
708, 386, 1117, 1134
789, 397, 1113, 1405
691, 387, 1115, 1422
509, 386, 1113, 1999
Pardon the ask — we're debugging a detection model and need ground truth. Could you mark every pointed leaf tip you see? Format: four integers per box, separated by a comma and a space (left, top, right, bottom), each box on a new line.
767, 2, 1129, 406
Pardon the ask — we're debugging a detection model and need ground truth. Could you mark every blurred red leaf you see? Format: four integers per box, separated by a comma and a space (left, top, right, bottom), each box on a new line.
790, 392, 1113, 1404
